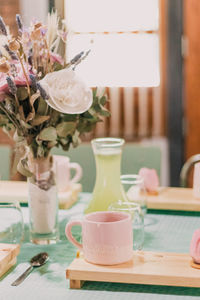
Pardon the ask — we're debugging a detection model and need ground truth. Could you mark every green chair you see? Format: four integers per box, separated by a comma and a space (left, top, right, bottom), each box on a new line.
52, 143, 161, 192
122, 144, 161, 179
0, 145, 11, 180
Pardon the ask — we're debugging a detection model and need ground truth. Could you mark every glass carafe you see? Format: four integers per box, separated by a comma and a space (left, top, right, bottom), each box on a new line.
85, 137, 128, 213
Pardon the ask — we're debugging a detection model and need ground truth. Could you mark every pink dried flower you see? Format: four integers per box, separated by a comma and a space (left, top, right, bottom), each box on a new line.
50, 52, 64, 65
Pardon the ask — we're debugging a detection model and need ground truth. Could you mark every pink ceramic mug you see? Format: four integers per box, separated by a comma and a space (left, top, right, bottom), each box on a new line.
53, 155, 82, 192
65, 211, 133, 265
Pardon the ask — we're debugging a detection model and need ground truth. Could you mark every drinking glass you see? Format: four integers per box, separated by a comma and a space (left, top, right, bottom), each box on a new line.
121, 174, 147, 216
0, 202, 24, 244
108, 201, 144, 250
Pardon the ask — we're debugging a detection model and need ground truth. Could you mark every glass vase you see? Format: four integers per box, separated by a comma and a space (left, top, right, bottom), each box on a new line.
85, 137, 128, 213
27, 155, 59, 244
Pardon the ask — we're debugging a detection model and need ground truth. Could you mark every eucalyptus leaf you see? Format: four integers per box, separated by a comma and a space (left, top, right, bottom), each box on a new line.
56, 122, 76, 138
31, 115, 50, 126
62, 114, 77, 122
37, 97, 48, 115
30, 92, 40, 106
47, 140, 58, 148
88, 108, 98, 116
20, 120, 32, 129
17, 87, 29, 101
100, 96, 107, 106
99, 109, 110, 117
59, 138, 68, 145
26, 112, 34, 122
17, 159, 32, 177
53, 61, 64, 71
38, 126, 57, 141
81, 111, 94, 119
27, 92, 40, 122
48, 110, 60, 126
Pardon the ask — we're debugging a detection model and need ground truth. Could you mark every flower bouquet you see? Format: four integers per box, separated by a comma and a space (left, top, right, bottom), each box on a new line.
0, 12, 109, 243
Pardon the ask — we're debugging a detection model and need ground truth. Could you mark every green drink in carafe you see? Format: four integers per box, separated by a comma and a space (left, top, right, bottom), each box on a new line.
85, 138, 128, 214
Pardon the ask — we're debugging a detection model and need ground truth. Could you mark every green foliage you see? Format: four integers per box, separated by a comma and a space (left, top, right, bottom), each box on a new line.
38, 127, 57, 142
17, 87, 29, 101
56, 122, 76, 137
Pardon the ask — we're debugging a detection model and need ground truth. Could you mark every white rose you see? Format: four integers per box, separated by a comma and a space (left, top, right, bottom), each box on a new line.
39, 69, 93, 114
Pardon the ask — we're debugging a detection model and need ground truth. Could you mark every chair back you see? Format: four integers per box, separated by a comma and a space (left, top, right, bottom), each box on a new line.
122, 144, 161, 179
0, 145, 11, 180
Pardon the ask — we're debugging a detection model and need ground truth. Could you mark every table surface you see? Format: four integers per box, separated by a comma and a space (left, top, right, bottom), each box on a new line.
1, 193, 200, 300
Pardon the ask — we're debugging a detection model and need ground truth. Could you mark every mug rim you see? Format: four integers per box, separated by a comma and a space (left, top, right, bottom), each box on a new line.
53, 155, 70, 163
85, 211, 131, 224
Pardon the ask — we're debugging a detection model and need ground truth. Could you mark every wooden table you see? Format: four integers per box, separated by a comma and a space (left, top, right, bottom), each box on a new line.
1, 192, 200, 300
1, 181, 199, 212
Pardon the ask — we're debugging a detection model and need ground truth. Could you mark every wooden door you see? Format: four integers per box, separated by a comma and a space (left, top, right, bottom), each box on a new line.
184, 0, 200, 159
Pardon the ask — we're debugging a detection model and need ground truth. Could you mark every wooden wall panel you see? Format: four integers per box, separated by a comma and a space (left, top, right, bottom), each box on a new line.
0, 0, 19, 36
184, 0, 200, 159
0, 0, 19, 145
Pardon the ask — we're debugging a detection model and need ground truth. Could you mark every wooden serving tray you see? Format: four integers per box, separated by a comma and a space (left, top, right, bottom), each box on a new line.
0, 181, 81, 209
147, 187, 200, 211
66, 251, 200, 289
0, 244, 20, 277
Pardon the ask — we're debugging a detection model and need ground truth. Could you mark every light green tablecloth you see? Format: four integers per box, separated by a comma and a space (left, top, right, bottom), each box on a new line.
1, 193, 200, 300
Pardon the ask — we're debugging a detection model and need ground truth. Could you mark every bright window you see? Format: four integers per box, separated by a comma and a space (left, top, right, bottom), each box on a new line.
65, 0, 160, 87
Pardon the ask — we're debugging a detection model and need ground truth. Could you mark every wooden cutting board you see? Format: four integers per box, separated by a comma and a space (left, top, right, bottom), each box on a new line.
66, 251, 200, 289
0, 244, 20, 277
147, 187, 200, 211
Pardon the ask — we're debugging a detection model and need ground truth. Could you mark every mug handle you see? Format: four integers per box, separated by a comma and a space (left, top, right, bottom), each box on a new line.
65, 220, 83, 250
69, 163, 82, 184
